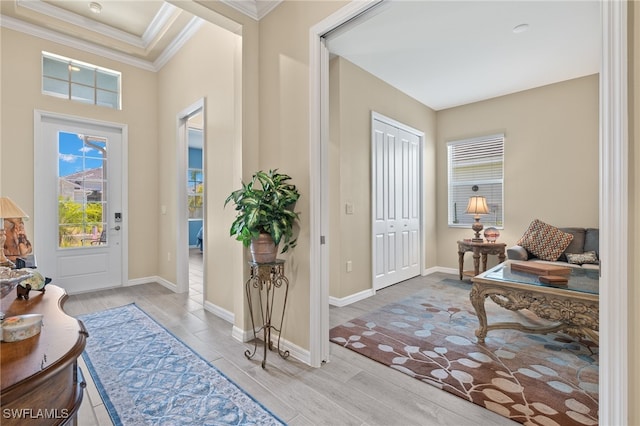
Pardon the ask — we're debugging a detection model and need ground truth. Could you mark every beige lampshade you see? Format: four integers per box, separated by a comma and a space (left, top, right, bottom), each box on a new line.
0, 197, 29, 220
465, 196, 489, 215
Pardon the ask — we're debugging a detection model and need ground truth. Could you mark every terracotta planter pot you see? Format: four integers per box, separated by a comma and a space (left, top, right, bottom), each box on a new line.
250, 233, 278, 263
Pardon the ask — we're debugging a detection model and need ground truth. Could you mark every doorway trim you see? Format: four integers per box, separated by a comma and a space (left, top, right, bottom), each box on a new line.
176, 98, 206, 294
33, 110, 129, 291
309, 1, 628, 424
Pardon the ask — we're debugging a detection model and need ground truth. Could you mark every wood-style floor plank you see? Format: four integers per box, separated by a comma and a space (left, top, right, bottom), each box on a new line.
68, 250, 517, 426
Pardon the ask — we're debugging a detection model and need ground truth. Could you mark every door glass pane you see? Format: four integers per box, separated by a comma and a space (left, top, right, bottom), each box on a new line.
188, 169, 203, 219
57, 132, 107, 248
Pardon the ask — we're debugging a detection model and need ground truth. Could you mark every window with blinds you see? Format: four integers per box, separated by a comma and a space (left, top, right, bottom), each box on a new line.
447, 134, 504, 228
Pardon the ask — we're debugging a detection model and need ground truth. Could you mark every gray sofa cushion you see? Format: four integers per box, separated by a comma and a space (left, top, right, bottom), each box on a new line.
584, 228, 599, 257
559, 227, 586, 259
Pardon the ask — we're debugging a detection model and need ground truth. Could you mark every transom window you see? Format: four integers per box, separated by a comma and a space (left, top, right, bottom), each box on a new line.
42, 51, 121, 110
447, 134, 504, 228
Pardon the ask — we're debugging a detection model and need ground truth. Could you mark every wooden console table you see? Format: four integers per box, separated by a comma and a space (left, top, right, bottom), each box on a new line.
1, 285, 87, 425
457, 240, 506, 279
244, 260, 290, 368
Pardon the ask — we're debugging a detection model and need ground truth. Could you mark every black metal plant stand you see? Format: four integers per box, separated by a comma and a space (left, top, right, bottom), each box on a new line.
244, 260, 290, 368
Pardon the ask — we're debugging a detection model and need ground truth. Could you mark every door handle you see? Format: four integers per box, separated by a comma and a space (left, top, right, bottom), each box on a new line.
111, 225, 121, 231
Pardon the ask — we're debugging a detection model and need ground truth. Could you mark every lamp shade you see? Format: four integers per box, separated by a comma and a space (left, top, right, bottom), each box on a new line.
0, 197, 29, 219
465, 196, 489, 215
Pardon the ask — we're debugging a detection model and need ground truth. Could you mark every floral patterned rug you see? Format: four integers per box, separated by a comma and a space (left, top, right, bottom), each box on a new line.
80, 304, 285, 425
330, 277, 598, 426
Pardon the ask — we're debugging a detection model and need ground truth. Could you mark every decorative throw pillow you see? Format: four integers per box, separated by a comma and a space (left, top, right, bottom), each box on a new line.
566, 251, 599, 265
516, 219, 574, 261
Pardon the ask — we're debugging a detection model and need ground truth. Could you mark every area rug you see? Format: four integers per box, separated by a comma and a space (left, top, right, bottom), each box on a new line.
330, 277, 598, 426
79, 304, 285, 425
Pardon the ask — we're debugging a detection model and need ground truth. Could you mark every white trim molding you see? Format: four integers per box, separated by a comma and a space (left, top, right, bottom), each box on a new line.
308, 0, 382, 368
0, 13, 203, 72
599, 1, 629, 424
219, 0, 282, 21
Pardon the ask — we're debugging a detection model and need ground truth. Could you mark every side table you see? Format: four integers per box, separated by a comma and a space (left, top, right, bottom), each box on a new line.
457, 240, 506, 280
244, 260, 290, 368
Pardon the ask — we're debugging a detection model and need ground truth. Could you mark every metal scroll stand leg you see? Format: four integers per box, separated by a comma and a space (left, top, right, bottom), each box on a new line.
244, 261, 290, 368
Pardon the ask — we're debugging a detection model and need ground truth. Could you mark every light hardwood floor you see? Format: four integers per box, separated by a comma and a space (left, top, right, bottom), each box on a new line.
65, 250, 516, 426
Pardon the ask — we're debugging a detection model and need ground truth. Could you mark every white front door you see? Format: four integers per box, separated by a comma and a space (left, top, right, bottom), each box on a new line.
372, 114, 421, 290
35, 112, 125, 294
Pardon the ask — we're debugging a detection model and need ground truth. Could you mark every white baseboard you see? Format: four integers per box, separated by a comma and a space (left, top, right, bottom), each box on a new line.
426, 266, 458, 276
126, 275, 177, 291
331, 267, 459, 308
329, 288, 374, 307
231, 325, 310, 365
203, 301, 234, 324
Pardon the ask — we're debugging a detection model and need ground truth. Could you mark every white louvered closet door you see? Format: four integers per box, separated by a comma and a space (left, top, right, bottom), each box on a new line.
372, 117, 421, 290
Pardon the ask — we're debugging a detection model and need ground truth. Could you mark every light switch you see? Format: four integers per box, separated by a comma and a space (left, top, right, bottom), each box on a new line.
345, 203, 354, 215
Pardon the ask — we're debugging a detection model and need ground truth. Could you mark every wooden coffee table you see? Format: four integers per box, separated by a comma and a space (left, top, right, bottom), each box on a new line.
470, 260, 599, 343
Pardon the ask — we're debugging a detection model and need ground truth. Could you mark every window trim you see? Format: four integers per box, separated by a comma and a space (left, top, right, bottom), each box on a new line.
42, 51, 122, 110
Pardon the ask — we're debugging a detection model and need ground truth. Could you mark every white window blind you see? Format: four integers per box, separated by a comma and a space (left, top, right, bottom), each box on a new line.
447, 134, 504, 228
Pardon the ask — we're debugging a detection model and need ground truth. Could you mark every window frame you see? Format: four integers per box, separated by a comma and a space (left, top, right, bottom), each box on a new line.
447, 134, 505, 229
42, 51, 121, 110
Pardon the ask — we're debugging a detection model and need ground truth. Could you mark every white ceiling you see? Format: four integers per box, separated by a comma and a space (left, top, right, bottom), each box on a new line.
0, 1, 600, 111
326, 1, 601, 111
0, 0, 280, 69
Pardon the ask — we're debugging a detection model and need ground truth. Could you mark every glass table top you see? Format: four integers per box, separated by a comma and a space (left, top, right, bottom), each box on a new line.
479, 261, 599, 295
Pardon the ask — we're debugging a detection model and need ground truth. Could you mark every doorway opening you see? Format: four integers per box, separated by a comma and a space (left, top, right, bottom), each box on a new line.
309, 1, 629, 423
177, 100, 205, 299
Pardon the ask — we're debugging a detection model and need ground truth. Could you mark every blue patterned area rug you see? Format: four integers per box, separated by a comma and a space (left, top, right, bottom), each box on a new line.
330, 278, 598, 426
79, 304, 285, 426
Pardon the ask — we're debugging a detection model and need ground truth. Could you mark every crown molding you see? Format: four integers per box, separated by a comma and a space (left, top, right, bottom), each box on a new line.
154, 16, 205, 70
0, 15, 155, 71
142, 2, 180, 47
219, 0, 282, 21
0, 13, 202, 73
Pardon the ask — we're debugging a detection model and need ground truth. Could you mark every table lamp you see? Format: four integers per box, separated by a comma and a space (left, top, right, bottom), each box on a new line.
465, 196, 489, 243
0, 197, 29, 268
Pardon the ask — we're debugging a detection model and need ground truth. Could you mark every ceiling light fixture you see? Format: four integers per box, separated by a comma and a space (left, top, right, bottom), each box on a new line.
89, 2, 102, 14
513, 23, 530, 34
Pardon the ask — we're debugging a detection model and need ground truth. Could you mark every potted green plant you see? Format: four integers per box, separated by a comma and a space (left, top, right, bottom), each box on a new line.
224, 169, 301, 263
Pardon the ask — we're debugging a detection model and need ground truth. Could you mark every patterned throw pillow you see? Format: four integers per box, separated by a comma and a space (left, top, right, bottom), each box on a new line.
516, 219, 574, 261
566, 251, 599, 265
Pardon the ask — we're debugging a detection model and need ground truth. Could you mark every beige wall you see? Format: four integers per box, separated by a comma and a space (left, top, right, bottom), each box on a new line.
630, 2, 639, 424
257, 0, 347, 348
156, 22, 242, 315
0, 27, 159, 280
329, 56, 437, 299
436, 75, 600, 269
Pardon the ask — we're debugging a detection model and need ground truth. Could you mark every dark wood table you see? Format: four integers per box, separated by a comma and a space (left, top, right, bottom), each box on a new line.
457, 240, 506, 279
1, 284, 87, 425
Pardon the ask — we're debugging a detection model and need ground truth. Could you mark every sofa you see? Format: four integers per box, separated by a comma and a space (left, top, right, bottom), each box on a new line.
507, 221, 599, 270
